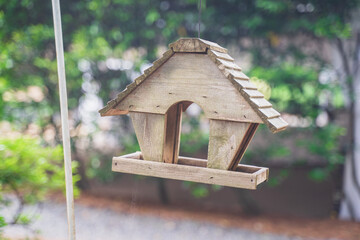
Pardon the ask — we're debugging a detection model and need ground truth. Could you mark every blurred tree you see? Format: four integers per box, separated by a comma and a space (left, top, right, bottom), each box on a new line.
0, 137, 80, 230
0, 0, 359, 219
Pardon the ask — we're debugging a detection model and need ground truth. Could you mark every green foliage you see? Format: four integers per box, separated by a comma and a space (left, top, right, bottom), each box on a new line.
182, 181, 222, 198
0, 137, 80, 226
122, 134, 141, 155
0, 137, 80, 200
308, 168, 328, 182
85, 133, 140, 182
0, 216, 6, 228
267, 169, 290, 187
0, 0, 358, 200
179, 111, 209, 157
298, 124, 346, 181
250, 64, 337, 118
180, 129, 209, 156
17, 214, 31, 226
86, 153, 115, 182
255, 0, 289, 13
243, 127, 292, 164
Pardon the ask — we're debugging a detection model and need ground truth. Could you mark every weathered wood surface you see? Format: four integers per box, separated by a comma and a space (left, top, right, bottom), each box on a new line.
112, 154, 269, 189
207, 49, 234, 61
199, 39, 227, 53
169, 38, 227, 53
249, 98, 272, 108
267, 117, 288, 133
229, 123, 259, 170
119, 151, 142, 159
115, 53, 263, 123
169, 38, 207, 53
177, 155, 268, 180
99, 38, 288, 133
215, 58, 242, 71
259, 108, 281, 119
129, 112, 165, 162
99, 49, 174, 116
163, 103, 183, 164
116, 152, 267, 175
207, 120, 250, 170
242, 89, 265, 98
234, 80, 258, 90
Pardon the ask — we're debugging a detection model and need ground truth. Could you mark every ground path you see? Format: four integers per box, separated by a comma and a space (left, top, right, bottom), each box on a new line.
3, 196, 316, 240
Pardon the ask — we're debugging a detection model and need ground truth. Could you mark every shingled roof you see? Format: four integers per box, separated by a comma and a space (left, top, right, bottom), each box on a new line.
99, 38, 288, 133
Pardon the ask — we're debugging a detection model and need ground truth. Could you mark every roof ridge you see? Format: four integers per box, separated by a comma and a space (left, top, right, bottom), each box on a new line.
169, 38, 227, 53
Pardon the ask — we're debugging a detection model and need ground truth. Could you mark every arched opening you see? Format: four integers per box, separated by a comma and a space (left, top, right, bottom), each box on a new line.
179, 103, 209, 159
163, 101, 209, 164
163, 101, 259, 169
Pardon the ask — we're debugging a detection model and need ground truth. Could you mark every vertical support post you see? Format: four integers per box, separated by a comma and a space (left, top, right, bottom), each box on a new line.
51, 0, 76, 239
163, 103, 183, 164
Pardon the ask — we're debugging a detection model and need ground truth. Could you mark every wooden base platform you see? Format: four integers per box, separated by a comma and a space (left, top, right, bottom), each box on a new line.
112, 152, 269, 190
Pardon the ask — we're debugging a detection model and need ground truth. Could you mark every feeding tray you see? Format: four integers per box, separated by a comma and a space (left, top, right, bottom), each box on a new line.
113, 152, 268, 190
100, 38, 288, 190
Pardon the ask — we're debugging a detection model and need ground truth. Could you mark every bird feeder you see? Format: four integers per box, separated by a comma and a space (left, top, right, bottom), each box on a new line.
99, 38, 288, 189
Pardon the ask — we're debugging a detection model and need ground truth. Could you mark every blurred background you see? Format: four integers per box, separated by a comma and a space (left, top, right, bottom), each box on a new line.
1, 0, 360, 239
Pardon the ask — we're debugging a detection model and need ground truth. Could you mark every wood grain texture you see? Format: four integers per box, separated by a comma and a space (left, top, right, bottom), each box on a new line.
207, 120, 250, 170
120, 151, 142, 159
169, 38, 227, 53
116, 152, 268, 175
198, 39, 227, 53
242, 89, 265, 98
112, 155, 269, 189
100, 38, 288, 133
169, 38, 207, 53
267, 117, 288, 133
176, 155, 267, 176
234, 79, 258, 90
163, 103, 183, 164
99, 49, 174, 116
207, 49, 234, 61
229, 123, 259, 170
216, 58, 242, 71
259, 108, 281, 119
115, 53, 263, 123
223, 69, 250, 80
249, 98, 272, 108
129, 112, 165, 162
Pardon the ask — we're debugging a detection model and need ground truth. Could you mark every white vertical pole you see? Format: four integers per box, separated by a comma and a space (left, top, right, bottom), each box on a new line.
51, 0, 76, 239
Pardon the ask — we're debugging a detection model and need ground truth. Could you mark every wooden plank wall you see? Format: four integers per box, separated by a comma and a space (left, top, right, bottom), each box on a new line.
116, 53, 262, 123
208, 120, 250, 170
129, 112, 165, 162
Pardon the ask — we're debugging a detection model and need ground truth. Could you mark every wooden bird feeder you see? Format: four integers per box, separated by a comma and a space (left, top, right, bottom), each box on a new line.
99, 38, 288, 190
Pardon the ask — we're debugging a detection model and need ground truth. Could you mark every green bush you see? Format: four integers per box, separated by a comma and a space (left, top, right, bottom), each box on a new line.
0, 136, 80, 229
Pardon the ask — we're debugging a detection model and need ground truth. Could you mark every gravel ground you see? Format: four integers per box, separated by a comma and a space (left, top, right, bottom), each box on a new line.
3, 200, 317, 240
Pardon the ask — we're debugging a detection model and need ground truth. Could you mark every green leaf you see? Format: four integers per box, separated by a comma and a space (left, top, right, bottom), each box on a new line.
0, 215, 6, 228
18, 214, 31, 225
255, 0, 288, 13
308, 168, 327, 182
146, 10, 160, 25
267, 177, 279, 187
192, 185, 209, 198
